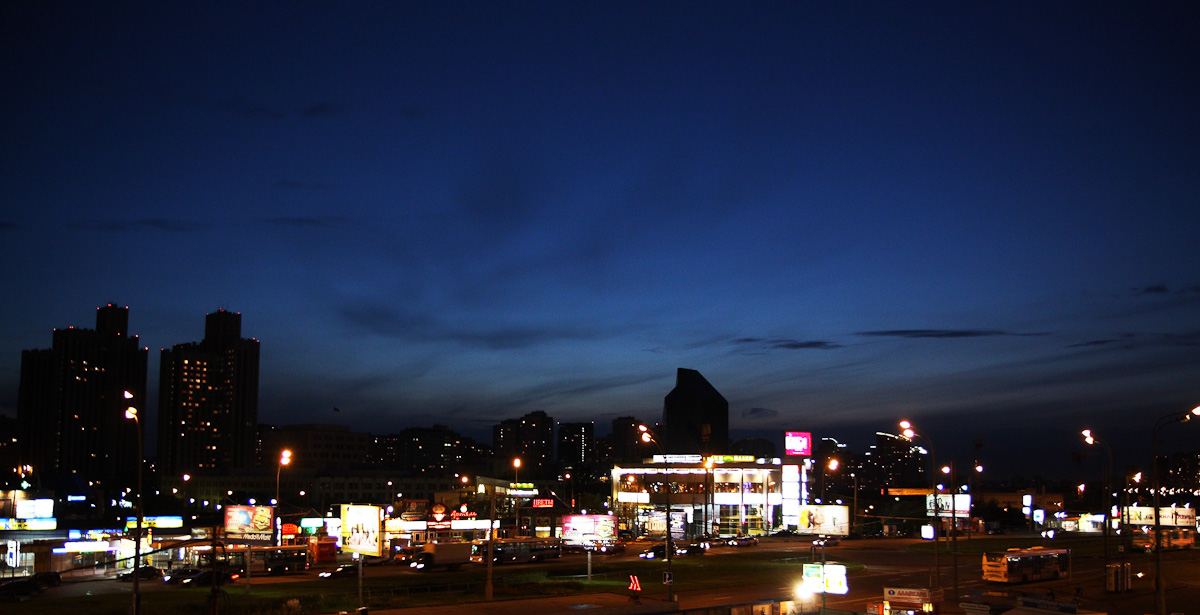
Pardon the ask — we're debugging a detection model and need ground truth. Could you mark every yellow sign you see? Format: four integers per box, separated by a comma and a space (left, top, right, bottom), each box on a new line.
886, 488, 933, 496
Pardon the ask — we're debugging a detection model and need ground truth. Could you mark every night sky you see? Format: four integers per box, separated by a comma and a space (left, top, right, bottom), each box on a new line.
3, 3, 1198, 478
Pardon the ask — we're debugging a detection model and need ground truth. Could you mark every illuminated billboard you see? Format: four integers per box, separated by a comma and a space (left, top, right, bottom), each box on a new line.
796, 505, 850, 536
341, 505, 383, 557
784, 432, 812, 457
225, 506, 275, 544
925, 494, 971, 518
1124, 506, 1195, 527
561, 514, 617, 545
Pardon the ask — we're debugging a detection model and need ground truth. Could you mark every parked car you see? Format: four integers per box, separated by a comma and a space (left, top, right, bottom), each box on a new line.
0, 578, 42, 599
728, 535, 759, 547
162, 567, 203, 584
677, 543, 708, 556
769, 528, 799, 537
589, 541, 626, 554
117, 566, 162, 581
812, 536, 840, 547
318, 563, 358, 579
31, 571, 61, 588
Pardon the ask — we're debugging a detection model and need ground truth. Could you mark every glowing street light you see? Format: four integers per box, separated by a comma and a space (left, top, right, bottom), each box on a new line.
124, 390, 144, 615
1081, 428, 1113, 567
1149, 405, 1200, 615
899, 420, 941, 589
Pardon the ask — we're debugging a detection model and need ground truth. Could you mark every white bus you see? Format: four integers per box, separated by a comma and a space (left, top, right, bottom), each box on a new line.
470, 537, 563, 563
982, 547, 1070, 583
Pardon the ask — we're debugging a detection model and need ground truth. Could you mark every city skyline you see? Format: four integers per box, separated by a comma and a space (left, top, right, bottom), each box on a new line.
2, 3, 1199, 479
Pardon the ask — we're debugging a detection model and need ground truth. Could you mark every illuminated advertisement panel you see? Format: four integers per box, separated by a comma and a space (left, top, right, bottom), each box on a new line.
225, 506, 275, 545
561, 514, 616, 545
784, 432, 812, 456
925, 494, 971, 518
341, 505, 383, 557
1124, 506, 1195, 527
796, 505, 850, 536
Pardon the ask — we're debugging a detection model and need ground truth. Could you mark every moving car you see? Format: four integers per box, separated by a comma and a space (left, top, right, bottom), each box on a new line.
31, 571, 61, 588
117, 566, 162, 581
162, 567, 203, 584
318, 563, 358, 579
179, 569, 240, 587
812, 536, 840, 547
638, 544, 671, 559
728, 535, 758, 547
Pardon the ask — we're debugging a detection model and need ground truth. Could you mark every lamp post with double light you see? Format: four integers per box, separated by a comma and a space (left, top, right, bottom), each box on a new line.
1150, 405, 1200, 615
512, 458, 522, 537
900, 420, 940, 589
276, 449, 291, 545
124, 391, 144, 615
638, 424, 675, 603
1081, 429, 1113, 569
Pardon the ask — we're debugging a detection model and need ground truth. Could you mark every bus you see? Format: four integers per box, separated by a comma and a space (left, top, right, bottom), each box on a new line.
195, 545, 310, 575
1133, 527, 1195, 552
982, 547, 1070, 583
470, 537, 563, 563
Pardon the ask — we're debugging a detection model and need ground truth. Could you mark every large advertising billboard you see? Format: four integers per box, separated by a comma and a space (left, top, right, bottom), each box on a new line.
796, 505, 850, 536
341, 505, 383, 557
1123, 506, 1195, 527
925, 494, 971, 518
225, 505, 275, 544
561, 514, 617, 546
784, 432, 812, 457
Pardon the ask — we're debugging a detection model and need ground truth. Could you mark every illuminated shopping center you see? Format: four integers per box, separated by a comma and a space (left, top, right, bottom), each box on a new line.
612, 454, 847, 539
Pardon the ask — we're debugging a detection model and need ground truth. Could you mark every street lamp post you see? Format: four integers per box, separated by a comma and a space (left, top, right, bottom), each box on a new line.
1082, 430, 1113, 569
638, 425, 675, 603
513, 459, 522, 538
1150, 405, 1200, 615
942, 462, 959, 601
276, 450, 291, 546
900, 420, 940, 589
124, 391, 144, 615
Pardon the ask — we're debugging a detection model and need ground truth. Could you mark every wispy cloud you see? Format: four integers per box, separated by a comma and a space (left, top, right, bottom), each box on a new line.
274, 180, 333, 191
1132, 284, 1170, 295
264, 216, 349, 228
301, 101, 346, 119
857, 329, 1011, 339
734, 338, 842, 350
68, 219, 205, 232
741, 407, 779, 419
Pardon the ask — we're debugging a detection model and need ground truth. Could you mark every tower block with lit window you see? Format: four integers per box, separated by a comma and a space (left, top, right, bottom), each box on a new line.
17, 303, 148, 492
157, 309, 260, 476
662, 368, 729, 455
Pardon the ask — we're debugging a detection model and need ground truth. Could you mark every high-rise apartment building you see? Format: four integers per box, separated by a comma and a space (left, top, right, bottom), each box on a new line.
18, 304, 148, 491
556, 421, 595, 466
662, 368, 729, 455
157, 309, 260, 475
493, 410, 554, 479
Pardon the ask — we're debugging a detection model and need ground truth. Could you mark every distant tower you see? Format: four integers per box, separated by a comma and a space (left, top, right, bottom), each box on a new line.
18, 304, 148, 491
662, 368, 729, 455
157, 309, 260, 475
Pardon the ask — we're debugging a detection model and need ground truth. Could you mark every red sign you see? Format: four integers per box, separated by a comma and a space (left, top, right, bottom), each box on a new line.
532, 498, 554, 508
628, 575, 641, 592
281, 523, 299, 535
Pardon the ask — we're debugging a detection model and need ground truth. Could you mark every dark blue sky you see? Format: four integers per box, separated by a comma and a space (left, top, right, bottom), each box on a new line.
2, 3, 1198, 477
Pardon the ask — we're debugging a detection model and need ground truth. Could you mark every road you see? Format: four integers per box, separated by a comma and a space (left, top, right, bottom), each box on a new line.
16, 536, 1200, 614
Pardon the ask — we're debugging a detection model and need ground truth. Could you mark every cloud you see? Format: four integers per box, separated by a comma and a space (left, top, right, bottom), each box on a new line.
274, 180, 333, 191
301, 101, 346, 118
227, 100, 286, 120
856, 329, 1010, 339
68, 219, 205, 232
264, 216, 348, 228
1133, 284, 1170, 295
733, 337, 842, 350
741, 407, 779, 419
1066, 339, 1120, 348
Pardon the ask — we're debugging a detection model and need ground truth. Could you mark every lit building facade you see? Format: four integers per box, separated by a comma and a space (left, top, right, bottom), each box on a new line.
157, 309, 259, 475
612, 455, 804, 539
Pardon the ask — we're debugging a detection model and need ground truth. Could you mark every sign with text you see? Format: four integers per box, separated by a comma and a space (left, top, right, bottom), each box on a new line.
1123, 506, 1195, 527
785, 432, 813, 457
225, 506, 275, 545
